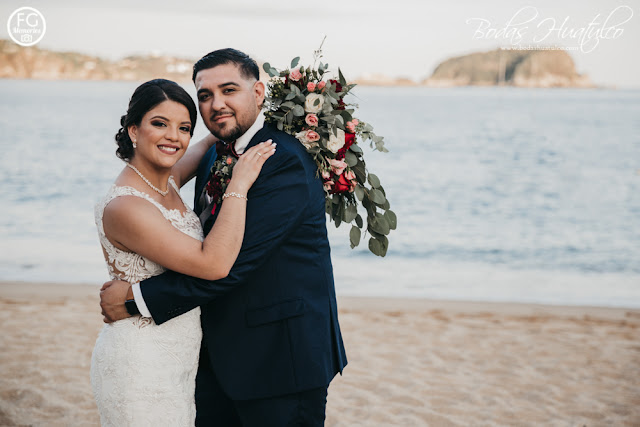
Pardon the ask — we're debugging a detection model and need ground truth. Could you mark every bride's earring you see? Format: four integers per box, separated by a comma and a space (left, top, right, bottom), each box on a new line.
132, 139, 137, 149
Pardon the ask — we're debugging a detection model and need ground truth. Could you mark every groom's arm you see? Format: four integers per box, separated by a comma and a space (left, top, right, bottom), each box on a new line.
140, 146, 311, 324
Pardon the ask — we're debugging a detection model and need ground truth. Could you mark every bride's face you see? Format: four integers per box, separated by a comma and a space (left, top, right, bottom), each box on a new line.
128, 100, 192, 170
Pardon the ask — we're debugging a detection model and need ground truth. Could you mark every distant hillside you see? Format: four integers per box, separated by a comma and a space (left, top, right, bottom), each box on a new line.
0, 39, 404, 86
0, 39, 196, 82
424, 49, 593, 88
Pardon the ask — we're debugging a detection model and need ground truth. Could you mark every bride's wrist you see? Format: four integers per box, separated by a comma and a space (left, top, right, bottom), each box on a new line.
226, 180, 249, 197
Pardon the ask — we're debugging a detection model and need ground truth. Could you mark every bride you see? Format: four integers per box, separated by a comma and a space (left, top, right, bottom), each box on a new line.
90, 79, 274, 426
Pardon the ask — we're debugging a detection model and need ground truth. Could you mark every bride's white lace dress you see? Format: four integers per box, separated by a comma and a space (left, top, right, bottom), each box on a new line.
91, 179, 203, 427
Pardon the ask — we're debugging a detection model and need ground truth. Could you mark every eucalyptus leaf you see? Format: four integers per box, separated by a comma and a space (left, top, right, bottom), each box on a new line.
345, 204, 358, 223
292, 105, 305, 116
352, 162, 366, 183
355, 214, 363, 228
370, 188, 386, 205
334, 115, 344, 128
384, 210, 397, 230
262, 62, 271, 73
349, 144, 363, 154
354, 184, 364, 201
345, 151, 358, 167
369, 215, 389, 236
285, 91, 296, 101
290, 57, 300, 68
368, 237, 386, 257
350, 226, 361, 248
368, 173, 381, 188
367, 228, 385, 240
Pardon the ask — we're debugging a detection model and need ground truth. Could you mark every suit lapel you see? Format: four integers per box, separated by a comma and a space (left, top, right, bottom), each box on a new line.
194, 145, 218, 215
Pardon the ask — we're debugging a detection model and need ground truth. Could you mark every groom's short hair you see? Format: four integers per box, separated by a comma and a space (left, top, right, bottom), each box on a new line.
192, 48, 260, 83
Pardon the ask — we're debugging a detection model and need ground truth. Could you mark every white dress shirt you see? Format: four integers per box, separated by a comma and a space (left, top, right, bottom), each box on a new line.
131, 112, 266, 318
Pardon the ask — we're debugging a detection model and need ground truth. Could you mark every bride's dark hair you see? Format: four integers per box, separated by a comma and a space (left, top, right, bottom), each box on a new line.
115, 79, 197, 161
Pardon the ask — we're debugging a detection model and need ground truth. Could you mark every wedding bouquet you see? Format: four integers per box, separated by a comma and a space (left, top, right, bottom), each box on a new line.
263, 53, 396, 257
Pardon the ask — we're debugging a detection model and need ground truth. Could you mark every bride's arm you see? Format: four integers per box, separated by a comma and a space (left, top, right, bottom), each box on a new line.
172, 133, 218, 187
103, 141, 275, 280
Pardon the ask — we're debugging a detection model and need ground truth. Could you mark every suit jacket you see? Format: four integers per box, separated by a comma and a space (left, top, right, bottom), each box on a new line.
140, 123, 347, 400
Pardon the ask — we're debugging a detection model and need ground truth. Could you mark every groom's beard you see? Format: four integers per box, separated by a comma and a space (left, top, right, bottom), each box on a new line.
211, 123, 244, 143
208, 111, 247, 143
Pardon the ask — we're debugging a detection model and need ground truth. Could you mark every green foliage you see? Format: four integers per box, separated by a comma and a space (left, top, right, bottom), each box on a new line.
261, 56, 397, 257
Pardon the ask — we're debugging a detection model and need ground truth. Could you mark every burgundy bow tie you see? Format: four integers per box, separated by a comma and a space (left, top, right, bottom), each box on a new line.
215, 140, 239, 158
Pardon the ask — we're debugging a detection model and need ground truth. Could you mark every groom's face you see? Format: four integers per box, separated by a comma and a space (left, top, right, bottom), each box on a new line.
195, 63, 265, 142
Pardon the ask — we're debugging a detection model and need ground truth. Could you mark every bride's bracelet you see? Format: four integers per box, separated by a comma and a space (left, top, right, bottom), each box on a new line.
222, 192, 248, 201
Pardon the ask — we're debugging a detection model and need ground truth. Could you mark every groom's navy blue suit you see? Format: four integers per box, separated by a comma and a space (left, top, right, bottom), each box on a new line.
139, 123, 347, 422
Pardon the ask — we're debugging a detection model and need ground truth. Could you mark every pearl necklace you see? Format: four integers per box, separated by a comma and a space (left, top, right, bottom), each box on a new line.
126, 163, 171, 197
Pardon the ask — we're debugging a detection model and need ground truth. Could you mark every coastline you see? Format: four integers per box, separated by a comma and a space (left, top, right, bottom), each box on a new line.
1, 281, 639, 426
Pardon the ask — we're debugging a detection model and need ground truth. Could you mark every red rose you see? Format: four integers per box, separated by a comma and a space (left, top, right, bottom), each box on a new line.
336, 132, 355, 160
332, 174, 352, 194
329, 79, 343, 93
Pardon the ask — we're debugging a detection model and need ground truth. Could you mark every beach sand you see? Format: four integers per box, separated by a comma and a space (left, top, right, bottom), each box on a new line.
0, 281, 638, 426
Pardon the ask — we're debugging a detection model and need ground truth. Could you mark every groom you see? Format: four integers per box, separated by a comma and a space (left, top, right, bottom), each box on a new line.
100, 48, 347, 426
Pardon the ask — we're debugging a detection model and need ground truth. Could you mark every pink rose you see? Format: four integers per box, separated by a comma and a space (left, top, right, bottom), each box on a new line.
352, 119, 359, 126
307, 82, 316, 92
317, 81, 326, 90
323, 180, 334, 192
305, 114, 319, 127
321, 170, 331, 180
346, 121, 356, 133
289, 67, 303, 81
226, 157, 233, 165
329, 158, 348, 176
305, 130, 320, 142
345, 170, 356, 180
349, 179, 357, 193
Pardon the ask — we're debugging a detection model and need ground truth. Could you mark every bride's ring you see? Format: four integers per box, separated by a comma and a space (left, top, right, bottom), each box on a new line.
257, 152, 263, 157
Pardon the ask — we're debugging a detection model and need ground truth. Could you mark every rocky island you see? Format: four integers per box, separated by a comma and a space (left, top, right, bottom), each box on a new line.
423, 48, 593, 88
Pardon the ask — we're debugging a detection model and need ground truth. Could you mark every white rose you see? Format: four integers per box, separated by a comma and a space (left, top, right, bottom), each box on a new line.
327, 128, 345, 153
304, 93, 324, 114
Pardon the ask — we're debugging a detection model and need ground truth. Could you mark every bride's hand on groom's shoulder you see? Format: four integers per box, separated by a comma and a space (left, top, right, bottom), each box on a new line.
229, 140, 276, 193
100, 280, 133, 323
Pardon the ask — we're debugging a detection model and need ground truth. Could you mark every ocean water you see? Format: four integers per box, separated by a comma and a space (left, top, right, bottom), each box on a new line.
1, 80, 639, 307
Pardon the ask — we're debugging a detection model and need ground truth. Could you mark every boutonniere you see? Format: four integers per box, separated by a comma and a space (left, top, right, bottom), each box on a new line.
205, 141, 239, 214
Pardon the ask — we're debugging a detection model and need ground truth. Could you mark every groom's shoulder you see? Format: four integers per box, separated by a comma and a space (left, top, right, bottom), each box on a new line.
260, 124, 299, 146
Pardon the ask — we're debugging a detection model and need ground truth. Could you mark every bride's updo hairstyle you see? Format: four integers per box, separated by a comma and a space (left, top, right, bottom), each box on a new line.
115, 79, 197, 161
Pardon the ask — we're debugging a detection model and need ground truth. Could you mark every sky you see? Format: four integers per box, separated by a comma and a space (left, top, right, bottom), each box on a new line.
2, 0, 639, 87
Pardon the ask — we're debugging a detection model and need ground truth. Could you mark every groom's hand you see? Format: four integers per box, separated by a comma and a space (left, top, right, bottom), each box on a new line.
100, 280, 133, 323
